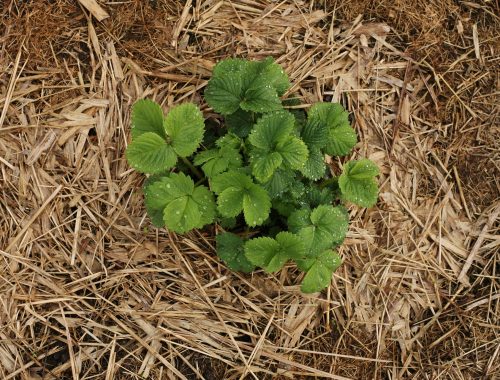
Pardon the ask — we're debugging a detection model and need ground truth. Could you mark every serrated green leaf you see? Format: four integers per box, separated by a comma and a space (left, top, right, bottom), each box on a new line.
143, 173, 215, 233
144, 175, 171, 227
204, 72, 243, 115
205, 57, 288, 116
241, 85, 283, 113
164, 103, 205, 157
131, 99, 166, 139
272, 198, 299, 218
310, 205, 349, 246
288, 180, 306, 199
288, 205, 349, 253
163, 196, 201, 233
300, 250, 342, 293
144, 174, 193, 220
211, 170, 253, 194
246, 57, 290, 96
193, 149, 219, 166
261, 169, 294, 198
242, 184, 271, 227
300, 148, 326, 180
287, 209, 311, 233
225, 109, 255, 138
308, 102, 356, 158
251, 150, 283, 182
194, 146, 242, 178
216, 232, 255, 273
276, 136, 309, 170
215, 133, 242, 149
192, 185, 217, 226
324, 125, 357, 156
126, 132, 177, 174
248, 112, 298, 180
211, 171, 270, 226
339, 159, 379, 207
213, 58, 248, 76
248, 111, 295, 150
303, 186, 334, 208
308, 102, 350, 130
343, 159, 380, 179
244, 232, 304, 273
217, 187, 244, 217
301, 118, 329, 149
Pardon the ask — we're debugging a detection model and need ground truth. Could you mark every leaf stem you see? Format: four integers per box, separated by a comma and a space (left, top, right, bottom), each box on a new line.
181, 157, 204, 180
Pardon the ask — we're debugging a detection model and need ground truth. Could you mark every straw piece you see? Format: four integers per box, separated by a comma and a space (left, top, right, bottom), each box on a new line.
77, 0, 109, 22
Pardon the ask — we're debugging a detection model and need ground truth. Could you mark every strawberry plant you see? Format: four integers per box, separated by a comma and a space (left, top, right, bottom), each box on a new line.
126, 57, 379, 293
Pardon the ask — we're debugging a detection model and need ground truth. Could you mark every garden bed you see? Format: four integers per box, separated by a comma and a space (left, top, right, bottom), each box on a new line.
0, 1, 498, 379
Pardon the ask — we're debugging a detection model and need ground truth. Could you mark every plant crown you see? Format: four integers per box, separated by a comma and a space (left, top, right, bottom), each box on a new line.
126, 57, 379, 293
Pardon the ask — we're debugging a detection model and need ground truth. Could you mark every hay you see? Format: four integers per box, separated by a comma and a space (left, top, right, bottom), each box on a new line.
1, 0, 498, 379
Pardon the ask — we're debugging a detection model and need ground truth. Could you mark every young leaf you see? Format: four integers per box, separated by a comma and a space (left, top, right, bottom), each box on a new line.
216, 232, 255, 273
324, 125, 358, 157
194, 146, 242, 178
131, 99, 166, 139
300, 250, 342, 293
164, 103, 205, 157
307, 102, 357, 156
245, 232, 305, 273
145, 173, 215, 233
248, 111, 294, 150
338, 159, 379, 207
248, 112, 307, 180
126, 132, 177, 174
212, 171, 271, 226
299, 117, 328, 180
272, 198, 299, 218
288, 180, 306, 199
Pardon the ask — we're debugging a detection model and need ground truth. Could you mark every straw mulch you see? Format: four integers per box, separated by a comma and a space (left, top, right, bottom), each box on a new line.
1, 1, 498, 379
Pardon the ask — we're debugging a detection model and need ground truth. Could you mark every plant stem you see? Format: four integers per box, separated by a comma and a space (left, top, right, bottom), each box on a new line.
181, 157, 203, 180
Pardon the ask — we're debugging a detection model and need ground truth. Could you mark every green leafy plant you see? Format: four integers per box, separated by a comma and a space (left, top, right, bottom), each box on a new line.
126, 57, 379, 293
